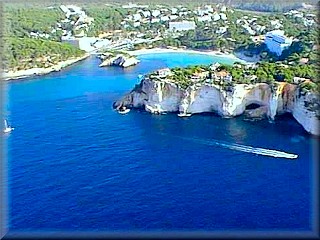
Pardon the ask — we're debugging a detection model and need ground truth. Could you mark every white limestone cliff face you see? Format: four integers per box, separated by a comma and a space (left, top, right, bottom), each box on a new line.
221, 83, 271, 117
113, 79, 319, 136
182, 85, 222, 114
268, 84, 282, 120
142, 79, 182, 113
292, 91, 320, 135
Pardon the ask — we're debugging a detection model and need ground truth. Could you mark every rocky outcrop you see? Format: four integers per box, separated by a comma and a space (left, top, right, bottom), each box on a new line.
114, 78, 320, 136
99, 54, 139, 68
292, 91, 319, 135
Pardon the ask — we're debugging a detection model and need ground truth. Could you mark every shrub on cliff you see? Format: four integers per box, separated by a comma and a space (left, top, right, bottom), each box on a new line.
300, 81, 318, 93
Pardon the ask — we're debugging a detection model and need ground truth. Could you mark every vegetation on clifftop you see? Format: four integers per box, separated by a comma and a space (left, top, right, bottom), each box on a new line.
149, 62, 319, 92
4, 7, 65, 40
3, 37, 85, 71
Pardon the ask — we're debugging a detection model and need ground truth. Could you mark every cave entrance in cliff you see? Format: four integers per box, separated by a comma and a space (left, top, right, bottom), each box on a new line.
245, 103, 262, 110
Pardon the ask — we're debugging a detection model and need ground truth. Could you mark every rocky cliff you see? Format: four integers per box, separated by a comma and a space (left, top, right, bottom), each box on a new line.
113, 78, 320, 136
99, 54, 140, 68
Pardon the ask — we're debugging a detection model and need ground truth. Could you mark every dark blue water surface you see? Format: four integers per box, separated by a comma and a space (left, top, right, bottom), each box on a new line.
5, 53, 316, 232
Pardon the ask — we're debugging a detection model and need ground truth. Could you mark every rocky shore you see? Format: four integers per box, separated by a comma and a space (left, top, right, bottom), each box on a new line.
99, 53, 140, 68
2, 54, 90, 81
114, 77, 320, 136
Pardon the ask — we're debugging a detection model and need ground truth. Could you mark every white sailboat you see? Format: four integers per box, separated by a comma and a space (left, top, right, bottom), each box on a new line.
3, 119, 14, 133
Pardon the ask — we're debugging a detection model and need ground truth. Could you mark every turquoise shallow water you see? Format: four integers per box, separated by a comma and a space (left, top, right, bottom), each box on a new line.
5, 53, 316, 231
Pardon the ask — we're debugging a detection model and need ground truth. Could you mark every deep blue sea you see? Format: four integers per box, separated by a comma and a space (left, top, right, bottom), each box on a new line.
4, 53, 317, 232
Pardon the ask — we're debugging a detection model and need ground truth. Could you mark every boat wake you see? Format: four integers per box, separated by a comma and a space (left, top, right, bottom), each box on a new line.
159, 133, 298, 159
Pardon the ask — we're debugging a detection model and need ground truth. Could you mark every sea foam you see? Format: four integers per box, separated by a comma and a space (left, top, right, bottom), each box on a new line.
160, 133, 298, 159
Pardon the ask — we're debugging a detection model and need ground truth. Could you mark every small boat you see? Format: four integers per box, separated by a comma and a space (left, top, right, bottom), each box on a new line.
118, 107, 130, 114
178, 113, 192, 117
145, 104, 161, 114
3, 119, 14, 133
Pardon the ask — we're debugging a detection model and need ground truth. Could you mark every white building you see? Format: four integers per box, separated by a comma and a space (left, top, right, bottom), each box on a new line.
264, 30, 292, 56
151, 18, 161, 23
270, 19, 282, 29
75, 30, 85, 37
225, 74, 233, 82
210, 62, 220, 71
198, 15, 212, 22
221, 6, 227, 12
196, 8, 207, 16
160, 16, 170, 22
133, 22, 141, 27
94, 39, 112, 48
170, 15, 178, 20
220, 13, 227, 20
61, 19, 71, 23
306, 13, 316, 17
205, 5, 213, 12
248, 18, 257, 24
255, 25, 266, 33
141, 11, 151, 18
243, 25, 255, 35
216, 26, 228, 34
304, 18, 315, 26
157, 68, 172, 78
122, 2, 139, 8
169, 21, 196, 31
171, 8, 178, 14
133, 14, 142, 21
152, 10, 161, 17
213, 13, 220, 21
61, 35, 76, 41
66, 5, 82, 14
78, 37, 99, 52
179, 11, 188, 16
60, 5, 69, 13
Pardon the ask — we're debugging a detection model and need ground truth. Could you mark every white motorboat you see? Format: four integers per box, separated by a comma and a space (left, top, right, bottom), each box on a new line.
3, 119, 14, 133
118, 108, 130, 114
178, 113, 192, 117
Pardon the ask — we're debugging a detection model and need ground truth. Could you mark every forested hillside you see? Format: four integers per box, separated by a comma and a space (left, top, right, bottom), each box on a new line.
4, 7, 64, 39
3, 6, 85, 71
3, 37, 85, 71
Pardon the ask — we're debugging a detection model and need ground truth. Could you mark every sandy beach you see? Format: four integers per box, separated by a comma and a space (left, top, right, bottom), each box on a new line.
126, 47, 249, 63
2, 53, 90, 81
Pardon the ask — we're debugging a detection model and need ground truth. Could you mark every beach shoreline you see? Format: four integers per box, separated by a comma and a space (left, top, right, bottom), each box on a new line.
125, 47, 250, 63
2, 53, 90, 81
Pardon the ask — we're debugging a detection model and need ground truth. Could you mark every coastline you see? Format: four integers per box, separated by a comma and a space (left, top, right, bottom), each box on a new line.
125, 47, 250, 63
2, 48, 257, 82
2, 53, 90, 81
